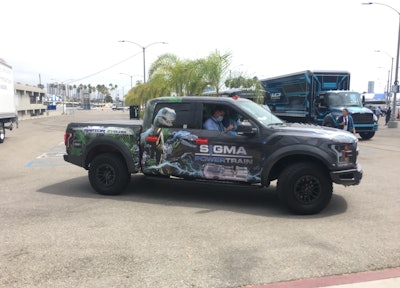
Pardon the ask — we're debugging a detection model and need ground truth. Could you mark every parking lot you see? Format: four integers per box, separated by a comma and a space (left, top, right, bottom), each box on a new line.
0, 110, 399, 288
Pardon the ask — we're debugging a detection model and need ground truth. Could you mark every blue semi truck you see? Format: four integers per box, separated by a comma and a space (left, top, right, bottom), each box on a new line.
260, 70, 378, 140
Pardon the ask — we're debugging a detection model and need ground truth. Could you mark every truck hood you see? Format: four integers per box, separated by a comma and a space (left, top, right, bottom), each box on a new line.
269, 122, 358, 143
330, 106, 373, 114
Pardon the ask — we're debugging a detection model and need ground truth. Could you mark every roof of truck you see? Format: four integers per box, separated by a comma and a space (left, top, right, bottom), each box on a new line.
259, 70, 351, 81
148, 95, 250, 104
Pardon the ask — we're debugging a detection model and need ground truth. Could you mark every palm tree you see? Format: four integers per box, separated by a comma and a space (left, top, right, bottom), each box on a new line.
200, 50, 232, 95
148, 53, 207, 96
125, 50, 232, 104
73, 84, 77, 100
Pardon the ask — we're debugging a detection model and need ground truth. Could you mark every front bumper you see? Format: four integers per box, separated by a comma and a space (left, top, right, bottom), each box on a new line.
330, 164, 363, 186
354, 124, 378, 133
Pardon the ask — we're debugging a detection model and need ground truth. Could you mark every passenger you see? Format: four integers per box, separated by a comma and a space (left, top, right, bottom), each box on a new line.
203, 106, 234, 134
223, 111, 240, 136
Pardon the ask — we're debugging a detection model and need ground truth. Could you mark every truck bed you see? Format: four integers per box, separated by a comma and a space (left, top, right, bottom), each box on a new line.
67, 119, 143, 126
0, 112, 18, 122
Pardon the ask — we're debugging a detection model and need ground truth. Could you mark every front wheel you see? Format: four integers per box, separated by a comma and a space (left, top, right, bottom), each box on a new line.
277, 162, 332, 215
359, 132, 375, 140
88, 153, 130, 195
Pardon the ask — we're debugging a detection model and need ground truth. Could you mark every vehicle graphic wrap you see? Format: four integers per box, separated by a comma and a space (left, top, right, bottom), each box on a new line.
70, 125, 140, 170
142, 129, 263, 182
141, 107, 261, 182
142, 128, 202, 176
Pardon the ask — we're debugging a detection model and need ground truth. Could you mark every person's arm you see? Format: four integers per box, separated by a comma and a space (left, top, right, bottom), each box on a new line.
338, 116, 344, 127
204, 118, 220, 131
350, 117, 356, 134
223, 124, 234, 134
203, 118, 215, 130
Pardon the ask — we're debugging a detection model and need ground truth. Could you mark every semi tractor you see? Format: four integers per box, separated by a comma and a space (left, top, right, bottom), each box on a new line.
0, 58, 18, 143
260, 70, 378, 140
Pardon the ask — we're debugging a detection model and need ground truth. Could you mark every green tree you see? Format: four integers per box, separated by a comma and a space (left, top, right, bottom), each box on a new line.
104, 95, 113, 103
200, 50, 232, 95
125, 50, 231, 104
225, 75, 265, 104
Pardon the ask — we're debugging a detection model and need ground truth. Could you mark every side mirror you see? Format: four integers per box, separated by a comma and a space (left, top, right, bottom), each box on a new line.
236, 121, 256, 136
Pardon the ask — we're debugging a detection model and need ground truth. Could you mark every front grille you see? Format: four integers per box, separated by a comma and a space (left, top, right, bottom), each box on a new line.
352, 113, 373, 124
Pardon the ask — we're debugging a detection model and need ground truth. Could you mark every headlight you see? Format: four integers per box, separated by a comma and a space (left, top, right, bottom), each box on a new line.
332, 144, 354, 165
373, 114, 378, 122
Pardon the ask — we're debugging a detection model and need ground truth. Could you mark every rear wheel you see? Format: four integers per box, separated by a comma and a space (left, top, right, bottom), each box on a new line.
277, 162, 332, 215
88, 153, 130, 195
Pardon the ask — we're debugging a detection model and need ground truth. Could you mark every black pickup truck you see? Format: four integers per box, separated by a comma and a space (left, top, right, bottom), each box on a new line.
63, 96, 362, 214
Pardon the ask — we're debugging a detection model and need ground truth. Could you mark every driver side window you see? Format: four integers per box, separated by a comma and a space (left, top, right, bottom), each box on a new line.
202, 104, 246, 136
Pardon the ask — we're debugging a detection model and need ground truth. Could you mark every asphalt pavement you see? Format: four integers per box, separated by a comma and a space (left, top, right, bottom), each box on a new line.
248, 119, 400, 288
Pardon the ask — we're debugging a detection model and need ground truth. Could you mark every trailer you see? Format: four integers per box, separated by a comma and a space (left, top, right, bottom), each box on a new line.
0, 58, 18, 143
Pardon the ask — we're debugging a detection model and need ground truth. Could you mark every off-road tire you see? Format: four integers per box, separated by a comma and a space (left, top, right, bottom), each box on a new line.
277, 162, 332, 215
88, 153, 130, 195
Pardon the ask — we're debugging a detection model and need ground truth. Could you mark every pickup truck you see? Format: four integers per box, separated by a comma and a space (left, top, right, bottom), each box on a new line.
63, 96, 362, 214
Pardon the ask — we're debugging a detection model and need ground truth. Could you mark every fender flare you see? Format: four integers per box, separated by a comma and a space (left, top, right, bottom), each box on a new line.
84, 136, 139, 173
261, 144, 333, 186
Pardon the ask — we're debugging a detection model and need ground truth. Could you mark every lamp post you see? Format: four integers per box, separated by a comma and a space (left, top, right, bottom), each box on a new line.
377, 66, 391, 98
363, 2, 400, 128
375, 50, 394, 96
119, 73, 133, 88
118, 40, 167, 83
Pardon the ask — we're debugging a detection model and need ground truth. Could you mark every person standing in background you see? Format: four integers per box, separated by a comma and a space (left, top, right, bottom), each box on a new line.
385, 106, 391, 125
375, 106, 383, 122
337, 108, 356, 134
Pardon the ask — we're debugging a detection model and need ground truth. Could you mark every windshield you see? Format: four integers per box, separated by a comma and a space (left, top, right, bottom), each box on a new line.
328, 92, 362, 107
238, 99, 283, 126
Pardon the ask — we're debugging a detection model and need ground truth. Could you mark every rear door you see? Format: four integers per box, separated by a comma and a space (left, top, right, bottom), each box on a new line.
141, 101, 203, 177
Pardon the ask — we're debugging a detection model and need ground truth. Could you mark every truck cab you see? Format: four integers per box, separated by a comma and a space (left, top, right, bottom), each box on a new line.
317, 91, 378, 140
261, 70, 378, 140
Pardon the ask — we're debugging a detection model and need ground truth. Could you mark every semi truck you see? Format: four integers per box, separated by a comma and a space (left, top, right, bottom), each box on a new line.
63, 96, 362, 215
260, 70, 378, 140
0, 58, 18, 143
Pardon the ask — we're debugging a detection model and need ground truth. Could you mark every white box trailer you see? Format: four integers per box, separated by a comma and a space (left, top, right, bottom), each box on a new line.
0, 58, 17, 143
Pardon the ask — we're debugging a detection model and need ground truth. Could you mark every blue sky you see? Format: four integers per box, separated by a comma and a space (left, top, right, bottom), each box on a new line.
2, 0, 399, 95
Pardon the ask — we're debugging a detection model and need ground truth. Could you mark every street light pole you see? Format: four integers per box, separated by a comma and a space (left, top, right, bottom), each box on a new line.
375, 50, 394, 99
118, 40, 167, 83
363, 2, 400, 128
377, 66, 390, 97
119, 73, 133, 88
